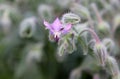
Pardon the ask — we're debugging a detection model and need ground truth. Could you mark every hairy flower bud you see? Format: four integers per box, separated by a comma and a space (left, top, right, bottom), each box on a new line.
94, 43, 108, 66
97, 21, 110, 37
19, 17, 37, 38
106, 56, 120, 78
102, 38, 115, 53
38, 4, 54, 21
61, 12, 81, 25
70, 3, 90, 19
57, 33, 76, 56
57, 39, 68, 56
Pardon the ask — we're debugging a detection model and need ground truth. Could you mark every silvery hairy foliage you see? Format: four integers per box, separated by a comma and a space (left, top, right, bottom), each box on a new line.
0, 0, 120, 79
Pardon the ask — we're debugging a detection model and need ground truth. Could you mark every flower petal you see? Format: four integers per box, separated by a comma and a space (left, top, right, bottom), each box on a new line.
52, 18, 62, 31
62, 24, 72, 34
44, 20, 52, 30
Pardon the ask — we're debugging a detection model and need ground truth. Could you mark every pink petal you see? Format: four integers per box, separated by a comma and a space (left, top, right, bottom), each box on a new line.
43, 20, 51, 30
52, 18, 62, 31
62, 24, 72, 34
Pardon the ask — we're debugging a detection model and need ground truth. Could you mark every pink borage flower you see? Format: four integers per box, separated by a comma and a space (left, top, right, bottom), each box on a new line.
43, 18, 72, 42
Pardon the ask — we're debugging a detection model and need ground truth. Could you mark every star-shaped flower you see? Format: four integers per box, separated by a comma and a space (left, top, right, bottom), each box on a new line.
44, 18, 72, 42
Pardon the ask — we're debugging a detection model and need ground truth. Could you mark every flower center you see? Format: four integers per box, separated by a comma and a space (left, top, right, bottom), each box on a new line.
54, 31, 61, 38
54, 31, 61, 42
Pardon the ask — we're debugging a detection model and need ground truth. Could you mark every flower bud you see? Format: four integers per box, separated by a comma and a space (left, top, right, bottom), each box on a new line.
102, 38, 115, 53
97, 21, 110, 37
65, 34, 76, 54
70, 3, 90, 19
37, 4, 54, 21
57, 40, 67, 56
61, 12, 81, 25
106, 56, 120, 77
93, 43, 108, 66
57, 33, 76, 56
19, 17, 37, 38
